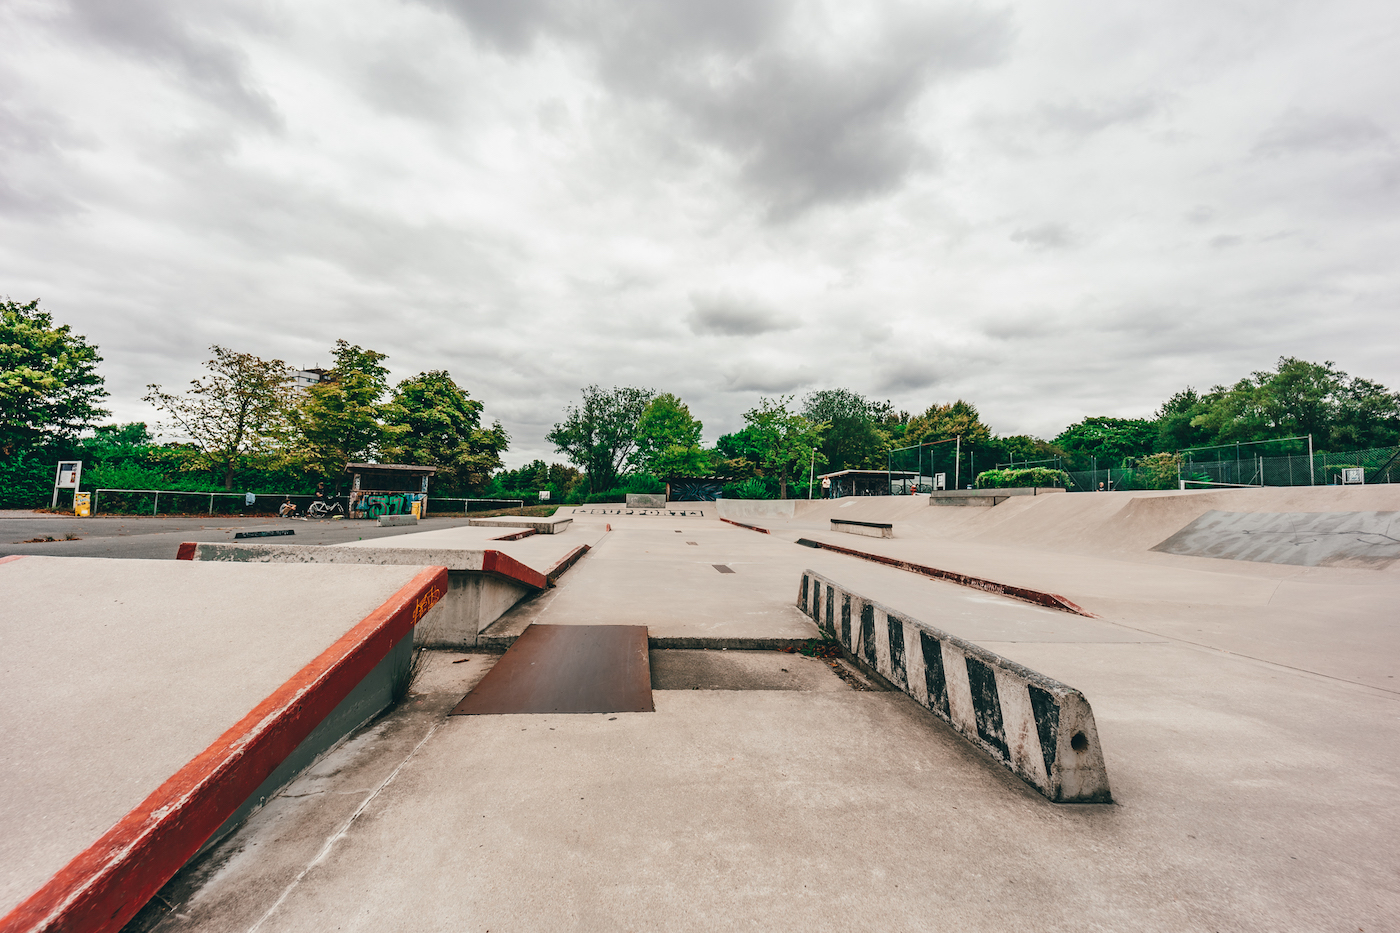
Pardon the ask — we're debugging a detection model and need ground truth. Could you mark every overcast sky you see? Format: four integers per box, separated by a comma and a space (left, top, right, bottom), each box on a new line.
3, 0, 1397, 466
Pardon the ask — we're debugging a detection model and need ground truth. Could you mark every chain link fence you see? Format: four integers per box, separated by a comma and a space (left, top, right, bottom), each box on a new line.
1063, 444, 1399, 491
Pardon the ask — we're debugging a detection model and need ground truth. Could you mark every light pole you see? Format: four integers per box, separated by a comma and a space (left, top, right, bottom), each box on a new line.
808, 447, 816, 499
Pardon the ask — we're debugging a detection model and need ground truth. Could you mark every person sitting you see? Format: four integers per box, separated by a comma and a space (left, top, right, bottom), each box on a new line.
278, 497, 297, 518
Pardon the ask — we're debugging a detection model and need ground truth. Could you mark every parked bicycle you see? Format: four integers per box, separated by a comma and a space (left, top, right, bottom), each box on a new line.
305, 499, 344, 519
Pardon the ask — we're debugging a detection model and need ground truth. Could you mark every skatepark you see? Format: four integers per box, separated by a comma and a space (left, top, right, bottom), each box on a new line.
2, 485, 1398, 932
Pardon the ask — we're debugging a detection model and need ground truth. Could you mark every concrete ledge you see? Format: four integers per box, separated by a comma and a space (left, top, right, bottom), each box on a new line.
468, 515, 572, 534
377, 514, 418, 527
797, 569, 1112, 803
625, 494, 666, 508
793, 538, 1094, 617
0, 561, 448, 933
831, 518, 893, 538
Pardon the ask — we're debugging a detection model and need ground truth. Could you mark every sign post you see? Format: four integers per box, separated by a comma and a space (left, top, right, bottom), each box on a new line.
52, 461, 82, 509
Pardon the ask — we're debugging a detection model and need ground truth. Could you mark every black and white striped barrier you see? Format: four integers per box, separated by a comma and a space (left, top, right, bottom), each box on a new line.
799, 569, 1112, 803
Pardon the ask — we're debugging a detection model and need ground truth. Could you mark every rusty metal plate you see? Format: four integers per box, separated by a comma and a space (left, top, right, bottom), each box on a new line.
451, 624, 654, 715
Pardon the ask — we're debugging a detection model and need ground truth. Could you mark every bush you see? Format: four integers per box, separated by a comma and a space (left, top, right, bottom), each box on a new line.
721, 476, 779, 499
975, 467, 1070, 489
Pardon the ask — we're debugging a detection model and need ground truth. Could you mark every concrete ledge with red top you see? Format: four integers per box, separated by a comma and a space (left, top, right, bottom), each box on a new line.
179, 529, 595, 648
0, 555, 447, 933
798, 567, 1112, 803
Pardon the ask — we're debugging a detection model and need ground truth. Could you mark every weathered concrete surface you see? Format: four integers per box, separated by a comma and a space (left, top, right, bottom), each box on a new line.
624, 493, 666, 508
141, 649, 1400, 933
1152, 509, 1400, 568
375, 513, 418, 527
104, 487, 1400, 931
0, 556, 438, 922
467, 515, 574, 534
649, 649, 850, 691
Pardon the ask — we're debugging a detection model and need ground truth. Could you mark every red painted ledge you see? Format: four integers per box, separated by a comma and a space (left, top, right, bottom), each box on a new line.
1, 565, 449, 933
720, 518, 771, 534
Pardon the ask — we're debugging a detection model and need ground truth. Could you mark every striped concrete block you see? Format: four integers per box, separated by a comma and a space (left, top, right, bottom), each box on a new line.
797, 569, 1112, 803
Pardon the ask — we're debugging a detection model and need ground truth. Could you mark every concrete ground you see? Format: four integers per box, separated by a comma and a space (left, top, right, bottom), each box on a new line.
123, 491, 1400, 933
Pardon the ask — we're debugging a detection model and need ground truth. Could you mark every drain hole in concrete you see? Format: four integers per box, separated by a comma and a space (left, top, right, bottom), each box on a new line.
1071, 732, 1088, 752
713, 564, 735, 574
686, 541, 698, 545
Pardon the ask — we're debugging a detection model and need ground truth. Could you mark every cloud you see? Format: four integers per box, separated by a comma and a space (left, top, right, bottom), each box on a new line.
686, 293, 799, 336
876, 360, 941, 393
422, 0, 1014, 216
62, 0, 282, 128
1010, 222, 1074, 250
1254, 110, 1392, 158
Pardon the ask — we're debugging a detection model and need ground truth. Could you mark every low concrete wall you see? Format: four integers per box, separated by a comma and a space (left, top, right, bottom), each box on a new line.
377, 514, 418, 526
468, 515, 573, 534
626, 493, 666, 508
797, 569, 1112, 803
937, 487, 1067, 498
715, 499, 826, 521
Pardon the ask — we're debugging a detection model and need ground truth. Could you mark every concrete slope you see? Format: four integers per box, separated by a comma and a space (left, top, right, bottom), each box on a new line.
1152, 509, 1400, 568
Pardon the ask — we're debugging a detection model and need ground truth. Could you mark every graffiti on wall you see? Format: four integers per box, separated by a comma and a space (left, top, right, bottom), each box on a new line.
350, 492, 426, 519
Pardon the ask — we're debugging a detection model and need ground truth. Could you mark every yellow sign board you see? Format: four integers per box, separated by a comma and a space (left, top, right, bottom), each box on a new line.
74, 492, 91, 517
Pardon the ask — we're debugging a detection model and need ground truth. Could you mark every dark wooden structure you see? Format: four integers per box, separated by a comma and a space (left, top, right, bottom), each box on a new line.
345, 463, 437, 519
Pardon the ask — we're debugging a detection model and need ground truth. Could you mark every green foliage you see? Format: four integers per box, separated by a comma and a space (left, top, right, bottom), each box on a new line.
145, 346, 295, 490
579, 474, 667, 503
632, 393, 707, 476
383, 371, 508, 494
1134, 452, 1182, 490
974, 467, 1070, 489
904, 400, 991, 449
721, 476, 779, 499
292, 341, 392, 484
1053, 416, 1158, 469
802, 389, 893, 472
547, 385, 655, 493
1, 298, 108, 457
739, 395, 827, 498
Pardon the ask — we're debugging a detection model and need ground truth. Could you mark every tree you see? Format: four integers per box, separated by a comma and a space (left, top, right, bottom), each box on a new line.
144, 346, 294, 490
1053, 416, 1158, 469
802, 389, 892, 471
1, 298, 108, 456
631, 393, 707, 476
903, 400, 993, 448
741, 395, 826, 498
1167, 357, 1400, 451
382, 371, 509, 493
292, 340, 392, 483
547, 385, 655, 493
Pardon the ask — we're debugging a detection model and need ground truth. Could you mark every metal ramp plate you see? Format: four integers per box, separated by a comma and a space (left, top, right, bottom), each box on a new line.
451, 624, 653, 714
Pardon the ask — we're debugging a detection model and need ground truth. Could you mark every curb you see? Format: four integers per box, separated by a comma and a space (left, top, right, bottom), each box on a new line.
720, 517, 771, 534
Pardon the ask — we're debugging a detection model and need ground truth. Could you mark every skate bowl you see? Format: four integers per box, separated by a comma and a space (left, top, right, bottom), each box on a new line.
0, 555, 447, 933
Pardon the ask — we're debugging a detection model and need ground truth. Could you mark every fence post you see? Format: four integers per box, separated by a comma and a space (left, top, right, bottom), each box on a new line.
1308, 434, 1315, 486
